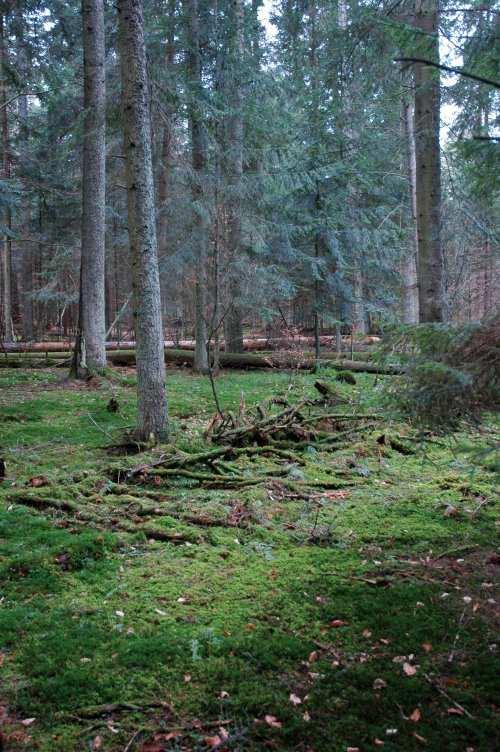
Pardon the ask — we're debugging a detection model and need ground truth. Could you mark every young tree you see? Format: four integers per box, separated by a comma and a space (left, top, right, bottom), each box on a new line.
401, 71, 419, 324
413, 0, 443, 322
185, 0, 208, 372
223, 0, 245, 354
74, 0, 107, 374
0, 11, 12, 342
118, 0, 168, 441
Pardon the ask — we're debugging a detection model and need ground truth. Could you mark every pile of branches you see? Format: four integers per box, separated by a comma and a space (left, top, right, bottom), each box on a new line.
207, 380, 383, 451
382, 314, 500, 431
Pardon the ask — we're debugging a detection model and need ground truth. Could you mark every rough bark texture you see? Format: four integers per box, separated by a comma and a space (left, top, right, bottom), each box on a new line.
185, 0, 208, 372
118, 0, 168, 441
338, 0, 366, 335
401, 87, 419, 324
15, 19, 34, 341
223, 0, 245, 354
156, 0, 175, 259
413, 0, 443, 322
0, 14, 12, 342
78, 0, 107, 373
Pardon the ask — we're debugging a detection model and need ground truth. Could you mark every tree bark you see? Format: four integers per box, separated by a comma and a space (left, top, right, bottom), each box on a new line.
185, 0, 208, 372
76, 0, 107, 374
223, 0, 245, 354
413, 0, 444, 322
338, 0, 366, 335
156, 0, 175, 259
401, 79, 419, 323
0, 13, 12, 343
118, 0, 168, 441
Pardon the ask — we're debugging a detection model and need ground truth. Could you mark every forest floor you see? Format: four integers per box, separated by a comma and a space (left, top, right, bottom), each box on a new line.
0, 365, 498, 752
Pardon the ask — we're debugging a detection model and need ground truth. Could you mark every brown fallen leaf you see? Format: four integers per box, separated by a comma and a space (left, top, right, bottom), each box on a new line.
447, 707, 464, 716
330, 619, 349, 628
308, 650, 318, 663
27, 476, 49, 488
421, 642, 433, 653
91, 736, 102, 751
204, 735, 222, 748
373, 678, 387, 690
403, 662, 417, 676
264, 714, 282, 729
409, 708, 421, 723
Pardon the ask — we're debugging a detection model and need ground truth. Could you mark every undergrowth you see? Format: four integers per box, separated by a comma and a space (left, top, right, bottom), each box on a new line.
0, 367, 498, 751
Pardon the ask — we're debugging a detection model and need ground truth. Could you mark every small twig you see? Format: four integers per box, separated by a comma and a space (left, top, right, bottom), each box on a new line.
123, 728, 143, 752
87, 412, 114, 440
394, 57, 500, 89
448, 607, 467, 663
424, 673, 474, 718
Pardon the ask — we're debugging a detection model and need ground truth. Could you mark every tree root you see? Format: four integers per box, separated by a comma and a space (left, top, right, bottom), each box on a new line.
7, 493, 201, 543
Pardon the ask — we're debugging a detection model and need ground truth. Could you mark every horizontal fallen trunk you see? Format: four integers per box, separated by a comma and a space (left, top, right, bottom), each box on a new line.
0, 348, 401, 374
1, 335, 379, 354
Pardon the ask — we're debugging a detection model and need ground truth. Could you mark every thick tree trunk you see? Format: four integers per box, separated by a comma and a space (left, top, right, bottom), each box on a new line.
223, 0, 245, 354
118, 0, 168, 441
76, 0, 107, 374
413, 0, 443, 322
185, 0, 208, 372
0, 14, 12, 343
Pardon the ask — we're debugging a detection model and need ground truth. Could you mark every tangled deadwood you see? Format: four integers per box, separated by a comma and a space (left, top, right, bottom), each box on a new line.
207, 380, 383, 450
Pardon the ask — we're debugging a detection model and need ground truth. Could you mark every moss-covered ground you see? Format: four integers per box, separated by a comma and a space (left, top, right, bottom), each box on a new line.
0, 366, 498, 751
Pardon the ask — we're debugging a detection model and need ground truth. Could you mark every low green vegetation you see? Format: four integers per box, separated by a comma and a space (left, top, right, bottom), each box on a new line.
0, 367, 498, 751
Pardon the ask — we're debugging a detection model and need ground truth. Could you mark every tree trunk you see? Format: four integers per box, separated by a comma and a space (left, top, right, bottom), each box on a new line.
15, 17, 34, 341
337, 0, 365, 336
0, 13, 12, 343
401, 85, 419, 324
185, 0, 208, 372
223, 0, 245, 353
413, 0, 443, 322
75, 0, 107, 374
156, 0, 175, 259
118, 0, 168, 441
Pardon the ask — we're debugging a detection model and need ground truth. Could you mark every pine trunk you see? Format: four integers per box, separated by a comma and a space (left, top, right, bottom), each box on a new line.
224, 0, 245, 354
413, 0, 443, 322
118, 0, 168, 441
401, 89, 419, 323
156, 0, 175, 259
77, 0, 107, 374
185, 0, 208, 372
0, 14, 12, 342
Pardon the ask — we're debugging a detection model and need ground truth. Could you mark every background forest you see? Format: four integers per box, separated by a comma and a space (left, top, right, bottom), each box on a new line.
0, 0, 498, 352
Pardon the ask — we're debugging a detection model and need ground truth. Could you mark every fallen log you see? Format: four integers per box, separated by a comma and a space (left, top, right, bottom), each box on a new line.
0, 348, 402, 374
1, 335, 378, 354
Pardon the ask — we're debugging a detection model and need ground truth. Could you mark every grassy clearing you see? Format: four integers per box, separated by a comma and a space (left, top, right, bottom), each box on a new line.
0, 366, 498, 751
